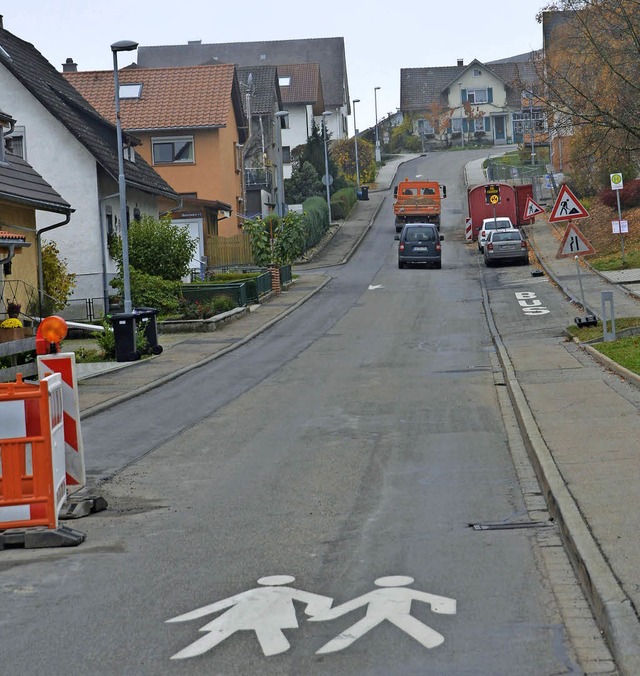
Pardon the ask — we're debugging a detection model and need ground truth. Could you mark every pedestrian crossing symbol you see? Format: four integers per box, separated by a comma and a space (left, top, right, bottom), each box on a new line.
549, 185, 589, 223
522, 196, 545, 220
557, 222, 595, 258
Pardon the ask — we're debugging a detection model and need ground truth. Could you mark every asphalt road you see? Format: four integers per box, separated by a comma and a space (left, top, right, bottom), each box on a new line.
1, 151, 604, 674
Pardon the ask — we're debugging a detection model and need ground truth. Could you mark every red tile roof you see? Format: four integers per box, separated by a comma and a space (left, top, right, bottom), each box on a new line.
276, 63, 322, 105
65, 64, 236, 131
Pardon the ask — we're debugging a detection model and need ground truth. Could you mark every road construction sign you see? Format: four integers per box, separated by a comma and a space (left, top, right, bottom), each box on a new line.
484, 184, 500, 205
549, 185, 589, 223
557, 222, 595, 258
523, 196, 545, 219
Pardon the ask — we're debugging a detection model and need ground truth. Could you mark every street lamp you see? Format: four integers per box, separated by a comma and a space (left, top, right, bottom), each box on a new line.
458, 82, 464, 149
321, 111, 333, 222
274, 110, 289, 217
528, 85, 536, 166
111, 39, 138, 314
374, 87, 381, 163
352, 99, 361, 191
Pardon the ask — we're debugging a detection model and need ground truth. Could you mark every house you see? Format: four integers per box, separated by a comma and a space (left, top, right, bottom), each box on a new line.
0, 109, 72, 326
274, 63, 324, 180
0, 18, 179, 309
236, 65, 286, 218
136, 37, 348, 146
400, 56, 543, 147
65, 62, 248, 264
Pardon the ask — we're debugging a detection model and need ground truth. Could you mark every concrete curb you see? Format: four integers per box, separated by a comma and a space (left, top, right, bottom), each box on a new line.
79, 276, 332, 420
480, 266, 640, 675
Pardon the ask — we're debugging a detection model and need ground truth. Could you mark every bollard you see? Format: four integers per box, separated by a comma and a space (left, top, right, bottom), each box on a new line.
601, 291, 616, 342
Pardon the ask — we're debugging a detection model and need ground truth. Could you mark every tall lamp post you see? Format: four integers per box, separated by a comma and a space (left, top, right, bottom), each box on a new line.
374, 87, 381, 163
274, 110, 289, 217
528, 85, 536, 166
352, 98, 361, 191
459, 82, 464, 149
321, 111, 333, 222
111, 39, 138, 314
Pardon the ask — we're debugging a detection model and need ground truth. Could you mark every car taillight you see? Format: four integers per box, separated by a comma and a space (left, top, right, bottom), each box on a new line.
487, 243, 493, 251
399, 243, 405, 252
521, 241, 528, 249
436, 243, 441, 252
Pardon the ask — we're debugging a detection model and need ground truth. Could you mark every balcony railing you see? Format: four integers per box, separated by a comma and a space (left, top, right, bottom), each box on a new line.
245, 167, 273, 189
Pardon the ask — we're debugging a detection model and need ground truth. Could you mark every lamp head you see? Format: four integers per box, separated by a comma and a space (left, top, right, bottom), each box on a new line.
111, 40, 138, 53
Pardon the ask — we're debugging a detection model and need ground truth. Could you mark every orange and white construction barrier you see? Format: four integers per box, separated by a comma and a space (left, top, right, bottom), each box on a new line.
38, 353, 85, 493
0, 374, 85, 548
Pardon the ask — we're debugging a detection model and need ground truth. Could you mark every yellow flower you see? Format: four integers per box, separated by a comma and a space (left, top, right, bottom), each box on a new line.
1, 318, 23, 328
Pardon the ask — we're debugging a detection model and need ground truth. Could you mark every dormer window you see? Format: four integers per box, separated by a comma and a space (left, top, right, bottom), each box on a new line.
119, 83, 143, 99
124, 145, 136, 162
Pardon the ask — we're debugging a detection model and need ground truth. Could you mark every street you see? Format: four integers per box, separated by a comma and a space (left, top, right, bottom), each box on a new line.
1, 152, 611, 674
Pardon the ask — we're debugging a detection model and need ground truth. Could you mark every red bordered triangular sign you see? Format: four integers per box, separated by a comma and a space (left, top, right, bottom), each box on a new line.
556, 222, 596, 258
523, 196, 545, 220
549, 185, 589, 223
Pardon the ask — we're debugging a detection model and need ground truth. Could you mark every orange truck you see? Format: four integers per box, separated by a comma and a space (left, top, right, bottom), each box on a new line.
393, 178, 447, 232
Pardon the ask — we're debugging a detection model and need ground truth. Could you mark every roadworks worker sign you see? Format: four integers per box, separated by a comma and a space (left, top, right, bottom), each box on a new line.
549, 185, 589, 223
522, 196, 545, 219
557, 222, 595, 258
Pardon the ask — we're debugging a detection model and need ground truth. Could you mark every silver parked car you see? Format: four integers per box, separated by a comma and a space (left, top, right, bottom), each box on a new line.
483, 228, 529, 266
477, 217, 513, 252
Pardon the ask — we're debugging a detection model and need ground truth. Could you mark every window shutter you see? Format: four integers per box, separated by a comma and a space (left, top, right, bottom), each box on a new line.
484, 117, 490, 131
462, 119, 467, 132
461, 89, 467, 103
488, 87, 493, 103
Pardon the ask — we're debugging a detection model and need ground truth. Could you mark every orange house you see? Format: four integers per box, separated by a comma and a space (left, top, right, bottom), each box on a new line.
65, 64, 247, 244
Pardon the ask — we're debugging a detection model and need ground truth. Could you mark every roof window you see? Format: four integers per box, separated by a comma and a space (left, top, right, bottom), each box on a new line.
119, 83, 143, 99
0, 45, 11, 61
278, 76, 291, 87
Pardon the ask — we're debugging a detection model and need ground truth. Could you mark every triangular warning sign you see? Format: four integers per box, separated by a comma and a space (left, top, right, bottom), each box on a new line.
523, 196, 545, 219
556, 222, 596, 258
549, 185, 589, 223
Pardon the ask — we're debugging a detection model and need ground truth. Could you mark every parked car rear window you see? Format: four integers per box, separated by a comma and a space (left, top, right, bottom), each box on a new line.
492, 231, 522, 242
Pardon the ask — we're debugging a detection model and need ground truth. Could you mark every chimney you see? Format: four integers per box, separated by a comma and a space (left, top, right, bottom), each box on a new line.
0, 15, 3, 29
187, 40, 202, 46
63, 57, 77, 73
457, 59, 464, 67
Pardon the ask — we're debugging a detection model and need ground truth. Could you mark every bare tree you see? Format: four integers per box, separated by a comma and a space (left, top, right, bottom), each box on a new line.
535, 0, 640, 165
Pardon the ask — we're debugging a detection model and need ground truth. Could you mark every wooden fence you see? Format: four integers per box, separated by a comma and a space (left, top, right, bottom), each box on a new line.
209, 234, 254, 267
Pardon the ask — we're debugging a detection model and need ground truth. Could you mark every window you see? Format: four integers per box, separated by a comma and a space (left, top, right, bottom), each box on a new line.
6, 126, 25, 159
282, 146, 291, 164
451, 118, 462, 133
473, 68, 482, 77
466, 89, 488, 104
152, 136, 194, 164
235, 143, 243, 173
278, 76, 291, 87
119, 83, 142, 99
418, 119, 434, 135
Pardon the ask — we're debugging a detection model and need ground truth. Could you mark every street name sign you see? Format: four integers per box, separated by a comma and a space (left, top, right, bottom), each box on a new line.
549, 185, 589, 223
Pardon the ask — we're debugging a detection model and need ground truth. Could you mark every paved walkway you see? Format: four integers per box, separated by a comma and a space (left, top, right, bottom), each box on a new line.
66, 153, 640, 673
466, 156, 640, 673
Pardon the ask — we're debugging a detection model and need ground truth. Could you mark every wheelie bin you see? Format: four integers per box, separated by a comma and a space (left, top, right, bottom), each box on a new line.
110, 313, 141, 362
134, 307, 163, 355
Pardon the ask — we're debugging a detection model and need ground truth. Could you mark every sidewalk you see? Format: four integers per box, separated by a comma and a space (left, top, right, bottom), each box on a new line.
466, 156, 640, 673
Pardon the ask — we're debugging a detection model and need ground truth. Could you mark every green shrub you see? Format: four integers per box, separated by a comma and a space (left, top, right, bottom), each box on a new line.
302, 196, 330, 249
331, 187, 357, 220
177, 295, 236, 320
110, 268, 182, 314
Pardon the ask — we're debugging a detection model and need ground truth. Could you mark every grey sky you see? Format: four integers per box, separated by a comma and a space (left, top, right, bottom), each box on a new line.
3, 0, 544, 131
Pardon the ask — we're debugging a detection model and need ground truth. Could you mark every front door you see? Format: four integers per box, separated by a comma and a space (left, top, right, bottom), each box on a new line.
494, 116, 506, 143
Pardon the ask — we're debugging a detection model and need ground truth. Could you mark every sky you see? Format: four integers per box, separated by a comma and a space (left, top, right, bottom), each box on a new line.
2, 1, 545, 131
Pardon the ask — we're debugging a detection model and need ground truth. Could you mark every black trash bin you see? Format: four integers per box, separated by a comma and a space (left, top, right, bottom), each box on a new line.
110, 313, 141, 363
360, 185, 369, 201
134, 307, 163, 355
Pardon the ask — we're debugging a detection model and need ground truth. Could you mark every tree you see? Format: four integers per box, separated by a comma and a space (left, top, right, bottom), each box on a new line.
463, 102, 486, 142
41, 241, 76, 311
331, 136, 376, 184
111, 214, 197, 281
284, 161, 324, 204
242, 211, 306, 266
534, 0, 640, 169
425, 102, 453, 137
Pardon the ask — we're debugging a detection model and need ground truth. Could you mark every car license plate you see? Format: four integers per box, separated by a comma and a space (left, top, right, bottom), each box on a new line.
504, 244, 516, 250
413, 246, 428, 251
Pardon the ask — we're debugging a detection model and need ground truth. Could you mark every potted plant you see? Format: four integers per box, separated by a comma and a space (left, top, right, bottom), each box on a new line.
0, 316, 25, 342
6, 300, 21, 318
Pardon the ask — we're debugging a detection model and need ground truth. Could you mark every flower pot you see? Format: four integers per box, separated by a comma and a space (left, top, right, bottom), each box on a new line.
0, 327, 25, 342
